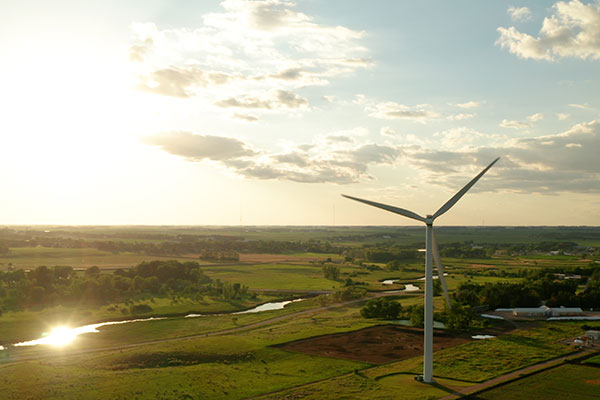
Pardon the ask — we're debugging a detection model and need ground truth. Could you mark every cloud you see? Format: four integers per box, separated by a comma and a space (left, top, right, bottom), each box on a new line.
144, 129, 401, 184
497, 0, 600, 61
143, 132, 257, 161
451, 101, 483, 109
528, 112, 544, 122
557, 113, 570, 120
380, 127, 396, 137
404, 121, 600, 193
508, 6, 532, 22
500, 120, 530, 129
130, 0, 370, 108
137, 66, 234, 98
500, 112, 544, 129
368, 101, 440, 122
145, 122, 600, 192
233, 113, 259, 122
447, 113, 475, 121
569, 103, 590, 109
433, 127, 506, 150
215, 90, 308, 109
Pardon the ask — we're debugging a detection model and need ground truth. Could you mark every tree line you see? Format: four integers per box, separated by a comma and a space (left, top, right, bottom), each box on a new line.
453, 267, 600, 309
0, 260, 248, 313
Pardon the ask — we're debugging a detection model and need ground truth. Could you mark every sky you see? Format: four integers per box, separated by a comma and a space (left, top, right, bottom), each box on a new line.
1, 0, 599, 226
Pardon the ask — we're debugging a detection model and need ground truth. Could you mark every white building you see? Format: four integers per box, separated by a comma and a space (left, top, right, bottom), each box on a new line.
512, 306, 583, 318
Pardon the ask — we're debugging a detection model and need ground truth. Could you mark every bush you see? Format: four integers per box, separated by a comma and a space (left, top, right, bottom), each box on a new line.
130, 304, 153, 314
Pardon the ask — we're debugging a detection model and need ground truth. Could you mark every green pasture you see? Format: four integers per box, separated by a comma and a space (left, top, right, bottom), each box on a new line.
202, 263, 344, 290
474, 364, 600, 400
408, 323, 582, 382
0, 337, 366, 400
584, 354, 600, 366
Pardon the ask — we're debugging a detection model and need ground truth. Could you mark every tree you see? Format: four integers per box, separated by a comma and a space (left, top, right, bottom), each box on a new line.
433, 279, 442, 297
85, 266, 101, 277
409, 305, 424, 328
322, 265, 340, 280
360, 298, 402, 319
442, 303, 473, 330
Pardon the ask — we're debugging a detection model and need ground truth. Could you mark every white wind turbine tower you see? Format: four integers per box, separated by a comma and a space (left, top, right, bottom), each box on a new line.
342, 157, 499, 383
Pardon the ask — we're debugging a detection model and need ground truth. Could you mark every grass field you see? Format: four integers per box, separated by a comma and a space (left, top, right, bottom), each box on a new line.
0, 247, 209, 270
473, 364, 600, 400
407, 323, 582, 382
583, 354, 600, 366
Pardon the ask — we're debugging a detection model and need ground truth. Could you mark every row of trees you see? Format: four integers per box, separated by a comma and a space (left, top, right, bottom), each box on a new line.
454, 268, 600, 309
0, 237, 342, 257
0, 260, 249, 312
360, 298, 474, 330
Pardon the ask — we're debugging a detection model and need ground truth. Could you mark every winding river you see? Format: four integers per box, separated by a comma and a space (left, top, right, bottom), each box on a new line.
5, 299, 305, 349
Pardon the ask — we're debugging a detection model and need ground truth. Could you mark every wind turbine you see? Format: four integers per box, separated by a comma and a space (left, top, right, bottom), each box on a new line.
342, 157, 499, 383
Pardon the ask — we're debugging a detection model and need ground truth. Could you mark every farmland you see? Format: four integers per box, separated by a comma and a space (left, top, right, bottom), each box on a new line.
0, 225, 599, 399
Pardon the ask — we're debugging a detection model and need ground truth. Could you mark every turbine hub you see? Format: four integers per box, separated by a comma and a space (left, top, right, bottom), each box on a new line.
425, 215, 433, 225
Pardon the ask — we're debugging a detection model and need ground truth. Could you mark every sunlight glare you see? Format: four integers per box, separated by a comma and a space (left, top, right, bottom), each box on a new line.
45, 326, 78, 347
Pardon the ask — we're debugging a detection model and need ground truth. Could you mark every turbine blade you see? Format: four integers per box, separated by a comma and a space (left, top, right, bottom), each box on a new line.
432, 231, 451, 310
341, 194, 425, 222
432, 157, 499, 220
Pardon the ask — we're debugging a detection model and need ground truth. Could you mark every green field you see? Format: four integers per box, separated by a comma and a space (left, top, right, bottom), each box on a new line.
472, 364, 600, 400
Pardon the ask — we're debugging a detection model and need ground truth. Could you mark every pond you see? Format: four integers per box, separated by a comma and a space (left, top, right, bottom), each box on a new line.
383, 283, 420, 293
472, 335, 496, 339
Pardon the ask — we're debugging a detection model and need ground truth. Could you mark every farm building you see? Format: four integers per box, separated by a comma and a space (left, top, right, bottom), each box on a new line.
550, 306, 583, 316
586, 330, 600, 340
512, 306, 583, 317
512, 306, 551, 317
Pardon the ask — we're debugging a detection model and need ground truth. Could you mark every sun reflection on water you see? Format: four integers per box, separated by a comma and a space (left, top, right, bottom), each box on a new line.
44, 326, 78, 347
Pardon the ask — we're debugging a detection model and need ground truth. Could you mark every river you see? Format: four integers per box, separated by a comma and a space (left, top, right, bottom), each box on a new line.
5, 298, 305, 349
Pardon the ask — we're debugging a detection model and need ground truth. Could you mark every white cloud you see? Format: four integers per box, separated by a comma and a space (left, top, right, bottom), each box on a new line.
143, 132, 257, 161
144, 122, 600, 192
130, 0, 370, 111
500, 112, 544, 129
144, 129, 401, 184
404, 121, 600, 193
508, 6, 532, 22
497, 0, 600, 61
380, 126, 396, 137
233, 113, 259, 122
215, 90, 308, 110
557, 112, 570, 120
433, 127, 506, 150
569, 103, 590, 109
500, 119, 530, 129
447, 113, 476, 121
451, 101, 483, 109
368, 101, 440, 123
528, 112, 544, 122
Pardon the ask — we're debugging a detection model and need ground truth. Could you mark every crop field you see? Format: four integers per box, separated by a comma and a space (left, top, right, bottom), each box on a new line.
0, 247, 208, 270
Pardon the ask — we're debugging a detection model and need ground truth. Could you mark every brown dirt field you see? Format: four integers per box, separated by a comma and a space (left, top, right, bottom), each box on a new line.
277, 324, 470, 364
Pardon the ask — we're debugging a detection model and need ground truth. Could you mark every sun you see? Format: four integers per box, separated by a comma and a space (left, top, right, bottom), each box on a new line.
44, 326, 77, 347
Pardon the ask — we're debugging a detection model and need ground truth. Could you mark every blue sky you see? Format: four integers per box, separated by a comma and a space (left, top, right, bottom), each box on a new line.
0, 0, 599, 225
